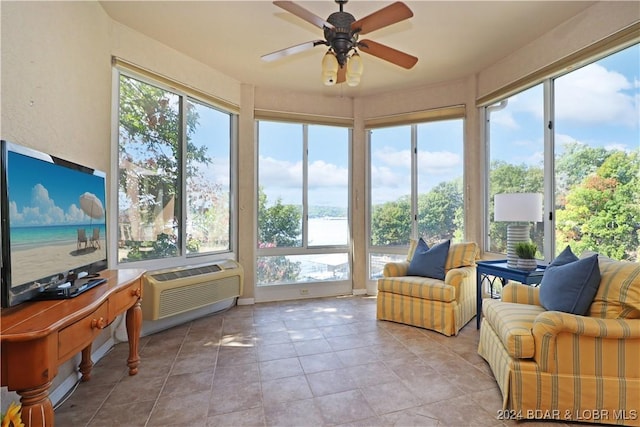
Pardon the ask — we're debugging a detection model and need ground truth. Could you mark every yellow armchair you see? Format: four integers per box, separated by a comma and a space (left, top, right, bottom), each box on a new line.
377, 241, 479, 336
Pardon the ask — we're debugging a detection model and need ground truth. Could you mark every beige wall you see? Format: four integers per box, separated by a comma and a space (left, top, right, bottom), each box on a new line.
1, 0, 636, 410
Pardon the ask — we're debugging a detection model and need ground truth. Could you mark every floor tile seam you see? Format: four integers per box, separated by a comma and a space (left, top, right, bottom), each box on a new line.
376, 404, 442, 424
143, 320, 194, 427
80, 345, 129, 426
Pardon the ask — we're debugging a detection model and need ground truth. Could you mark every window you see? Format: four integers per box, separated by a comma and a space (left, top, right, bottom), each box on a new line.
368, 119, 465, 279
486, 84, 545, 258
116, 72, 235, 265
553, 44, 639, 260
485, 43, 639, 261
256, 120, 351, 288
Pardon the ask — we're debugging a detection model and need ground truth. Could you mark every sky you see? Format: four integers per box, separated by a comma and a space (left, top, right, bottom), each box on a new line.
6, 148, 107, 227
257, 43, 639, 209
490, 44, 639, 167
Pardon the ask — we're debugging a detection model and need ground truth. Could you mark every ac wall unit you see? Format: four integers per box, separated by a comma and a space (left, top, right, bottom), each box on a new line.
142, 259, 243, 321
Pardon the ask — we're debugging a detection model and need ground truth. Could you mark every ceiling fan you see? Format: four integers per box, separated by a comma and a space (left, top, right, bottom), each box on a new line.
261, 0, 418, 86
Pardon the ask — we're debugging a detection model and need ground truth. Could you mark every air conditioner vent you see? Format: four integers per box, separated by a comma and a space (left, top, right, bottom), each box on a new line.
150, 264, 221, 282
142, 260, 243, 320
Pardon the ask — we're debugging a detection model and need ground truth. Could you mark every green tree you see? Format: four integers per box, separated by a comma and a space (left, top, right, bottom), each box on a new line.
555, 141, 609, 195
556, 149, 639, 260
118, 76, 223, 259
417, 179, 463, 245
370, 196, 411, 245
257, 187, 302, 247
256, 187, 302, 283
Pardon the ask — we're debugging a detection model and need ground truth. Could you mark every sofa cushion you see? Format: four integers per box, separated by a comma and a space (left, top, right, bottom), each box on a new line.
588, 254, 640, 319
482, 299, 546, 359
377, 276, 455, 302
539, 254, 600, 315
407, 239, 450, 280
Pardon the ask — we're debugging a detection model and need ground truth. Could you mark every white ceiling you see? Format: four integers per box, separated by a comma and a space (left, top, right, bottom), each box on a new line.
99, 1, 596, 97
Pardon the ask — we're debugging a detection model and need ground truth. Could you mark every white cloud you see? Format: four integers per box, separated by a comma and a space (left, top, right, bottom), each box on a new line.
258, 155, 302, 188
308, 160, 348, 188
555, 63, 638, 127
374, 146, 411, 169
417, 151, 462, 174
370, 165, 405, 188
11, 184, 66, 226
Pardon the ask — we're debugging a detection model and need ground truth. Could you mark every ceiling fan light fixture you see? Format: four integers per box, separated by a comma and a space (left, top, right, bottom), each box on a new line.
321, 50, 339, 86
346, 51, 363, 86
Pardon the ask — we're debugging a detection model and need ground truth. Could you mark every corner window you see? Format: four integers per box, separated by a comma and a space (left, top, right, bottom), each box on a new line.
368, 118, 465, 279
485, 43, 639, 261
256, 120, 351, 289
116, 72, 235, 265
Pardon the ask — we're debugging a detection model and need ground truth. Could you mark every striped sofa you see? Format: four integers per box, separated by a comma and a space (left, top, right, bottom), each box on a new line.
478, 254, 640, 426
376, 241, 479, 336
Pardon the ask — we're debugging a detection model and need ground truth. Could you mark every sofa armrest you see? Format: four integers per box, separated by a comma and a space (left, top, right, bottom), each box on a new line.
382, 261, 409, 277
532, 312, 640, 374
502, 283, 542, 306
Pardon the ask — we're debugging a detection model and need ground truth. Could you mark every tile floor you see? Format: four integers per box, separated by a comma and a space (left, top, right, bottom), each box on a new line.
55, 295, 579, 427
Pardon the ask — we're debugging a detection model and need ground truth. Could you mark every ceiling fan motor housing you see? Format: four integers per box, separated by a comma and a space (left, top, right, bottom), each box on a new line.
325, 11, 357, 67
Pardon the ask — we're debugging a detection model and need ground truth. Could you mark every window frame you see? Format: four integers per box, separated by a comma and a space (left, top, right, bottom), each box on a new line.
366, 114, 466, 280
482, 40, 640, 262
111, 64, 238, 271
254, 118, 353, 296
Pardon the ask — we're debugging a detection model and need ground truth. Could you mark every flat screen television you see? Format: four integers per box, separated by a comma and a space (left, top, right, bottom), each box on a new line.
1, 140, 108, 307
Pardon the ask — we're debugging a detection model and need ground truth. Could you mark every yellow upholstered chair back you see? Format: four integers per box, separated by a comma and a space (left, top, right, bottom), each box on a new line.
406, 239, 479, 272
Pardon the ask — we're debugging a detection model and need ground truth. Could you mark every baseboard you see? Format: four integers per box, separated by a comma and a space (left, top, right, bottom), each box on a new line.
352, 288, 367, 296
237, 297, 255, 305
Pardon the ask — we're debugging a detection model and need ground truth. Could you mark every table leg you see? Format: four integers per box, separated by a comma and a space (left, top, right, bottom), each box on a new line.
17, 381, 54, 427
79, 344, 94, 382
126, 300, 142, 375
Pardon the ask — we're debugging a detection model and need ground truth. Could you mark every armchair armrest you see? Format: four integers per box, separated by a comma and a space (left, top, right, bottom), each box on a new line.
444, 265, 474, 285
383, 261, 409, 277
533, 312, 640, 375
502, 283, 542, 306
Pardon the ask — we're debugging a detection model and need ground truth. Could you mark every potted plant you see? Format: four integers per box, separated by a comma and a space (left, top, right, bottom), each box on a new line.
515, 241, 538, 270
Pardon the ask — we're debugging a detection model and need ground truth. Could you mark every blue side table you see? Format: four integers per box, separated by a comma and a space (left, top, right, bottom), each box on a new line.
476, 260, 546, 329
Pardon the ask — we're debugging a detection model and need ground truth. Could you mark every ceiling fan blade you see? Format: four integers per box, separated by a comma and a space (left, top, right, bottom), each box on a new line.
261, 40, 325, 62
273, 1, 335, 30
337, 66, 346, 84
351, 2, 413, 35
358, 39, 418, 69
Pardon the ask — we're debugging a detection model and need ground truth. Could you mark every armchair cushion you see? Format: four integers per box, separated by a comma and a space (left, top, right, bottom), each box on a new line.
407, 238, 450, 280
539, 253, 601, 315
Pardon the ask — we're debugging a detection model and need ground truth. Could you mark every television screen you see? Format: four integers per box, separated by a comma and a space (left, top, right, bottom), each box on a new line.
1, 140, 108, 307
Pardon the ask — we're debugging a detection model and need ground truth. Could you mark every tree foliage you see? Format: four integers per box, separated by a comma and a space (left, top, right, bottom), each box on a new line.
257, 187, 302, 247
556, 148, 639, 260
370, 196, 411, 246
118, 75, 226, 258
256, 187, 302, 283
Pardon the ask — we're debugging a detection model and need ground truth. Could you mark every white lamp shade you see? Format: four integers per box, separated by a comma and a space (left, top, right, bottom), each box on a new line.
494, 193, 543, 222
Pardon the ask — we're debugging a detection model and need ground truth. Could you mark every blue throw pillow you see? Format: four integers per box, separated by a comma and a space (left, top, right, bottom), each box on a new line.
407, 239, 450, 280
550, 245, 578, 267
539, 253, 601, 315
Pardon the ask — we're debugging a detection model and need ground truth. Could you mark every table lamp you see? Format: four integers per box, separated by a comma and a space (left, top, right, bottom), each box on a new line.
494, 193, 543, 268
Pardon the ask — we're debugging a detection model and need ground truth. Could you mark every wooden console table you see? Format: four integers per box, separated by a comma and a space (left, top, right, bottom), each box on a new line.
1, 268, 144, 427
